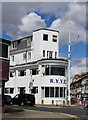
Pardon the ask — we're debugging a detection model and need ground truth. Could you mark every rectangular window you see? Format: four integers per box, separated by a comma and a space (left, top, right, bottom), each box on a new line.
50, 87, 54, 97
10, 71, 14, 77
28, 52, 31, 59
18, 70, 26, 76
51, 66, 65, 76
55, 87, 59, 97
55, 52, 57, 58
43, 50, 45, 57
5, 88, 10, 93
12, 56, 14, 62
27, 37, 32, 45
11, 42, 17, 49
41, 87, 44, 97
45, 66, 49, 75
47, 51, 53, 58
23, 53, 27, 60
31, 87, 38, 94
43, 34, 48, 41
32, 68, 38, 75
45, 87, 49, 97
52, 35, 57, 42
60, 87, 63, 97
10, 88, 14, 94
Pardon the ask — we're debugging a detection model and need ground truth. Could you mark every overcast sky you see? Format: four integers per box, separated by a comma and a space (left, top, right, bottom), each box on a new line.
1, 1, 87, 79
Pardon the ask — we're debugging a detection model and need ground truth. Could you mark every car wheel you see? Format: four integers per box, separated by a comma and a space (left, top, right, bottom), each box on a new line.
20, 102, 24, 106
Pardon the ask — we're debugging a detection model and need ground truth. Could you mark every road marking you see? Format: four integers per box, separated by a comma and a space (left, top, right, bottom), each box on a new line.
23, 109, 80, 119
60, 113, 79, 119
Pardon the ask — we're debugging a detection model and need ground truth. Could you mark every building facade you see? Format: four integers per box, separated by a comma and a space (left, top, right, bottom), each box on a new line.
70, 73, 88, 100
0, 38, 10, 110
5, 28, 68, 105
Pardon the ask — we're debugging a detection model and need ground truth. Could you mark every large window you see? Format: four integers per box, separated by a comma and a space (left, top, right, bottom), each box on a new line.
51, 66, 65, 76
41, 87, 66, 98
45, 87, 49, 97
43, 34, 48, 41
55, 87, 59, 97
44, 65, 65, 76
50, 87, 54, 97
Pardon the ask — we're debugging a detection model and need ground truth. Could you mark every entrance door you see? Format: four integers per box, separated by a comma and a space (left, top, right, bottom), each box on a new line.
20, 87, 25, 94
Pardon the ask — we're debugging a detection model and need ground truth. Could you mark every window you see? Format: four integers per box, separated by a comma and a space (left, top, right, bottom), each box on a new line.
41, 87, 44, 97
12, 56, 14, 62
23, 53, 27, 60
10, 88, 14, 94
45, 66, 49, 75
28, 52, 31, 59
55, 52, 57, 58
18, 70, 26, 76
27, 37, 32, 45
43, 34, 48, 41
50, 87, 54, 97
1, 44, 8, 58
11, 42, 17, 49
10, 71, 14, 77
52, 35, 57, 42
60, 87, 63, 97
5, 88, 14, 94
55, 87, 59, 97
43, 50, 45, 57
31, 87, 38, 94
47, 51, 53, 58
45, 87, 49, 97
32, 68, 38, 75
41, 87, 65, 98
5, 88, 10, 93
51, 66, 65, 76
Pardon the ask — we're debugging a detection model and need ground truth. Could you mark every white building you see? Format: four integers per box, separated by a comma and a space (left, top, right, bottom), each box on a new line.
5, 28, 68, 105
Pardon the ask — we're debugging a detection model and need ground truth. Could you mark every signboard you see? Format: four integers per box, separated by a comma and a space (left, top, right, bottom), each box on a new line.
50, 78, 67, 84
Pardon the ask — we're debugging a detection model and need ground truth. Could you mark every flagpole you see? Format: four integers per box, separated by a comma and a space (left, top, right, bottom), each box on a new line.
67, 12, 71, 105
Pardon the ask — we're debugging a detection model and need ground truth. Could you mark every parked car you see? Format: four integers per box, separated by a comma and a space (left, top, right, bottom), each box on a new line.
11, 94, 35, 106
4, 95, 12, 105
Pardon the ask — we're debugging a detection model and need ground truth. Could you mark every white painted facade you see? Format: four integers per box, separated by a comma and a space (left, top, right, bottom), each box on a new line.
5, 28, 68, 105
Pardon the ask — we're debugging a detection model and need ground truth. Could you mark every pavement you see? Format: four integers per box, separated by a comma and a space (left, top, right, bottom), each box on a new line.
1, 105, 88, 120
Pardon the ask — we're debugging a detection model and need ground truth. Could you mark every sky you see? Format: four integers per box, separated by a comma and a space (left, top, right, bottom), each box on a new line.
1, 1, 87, 79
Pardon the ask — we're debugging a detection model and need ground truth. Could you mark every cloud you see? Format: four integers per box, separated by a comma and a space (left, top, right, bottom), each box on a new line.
19, 12, 46, 33
50, 18, 61, 29
71, 58, 87, 79
49, 3, 86, 45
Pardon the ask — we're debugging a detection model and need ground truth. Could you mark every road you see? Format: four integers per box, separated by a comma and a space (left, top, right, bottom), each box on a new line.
2, 105, 88, 120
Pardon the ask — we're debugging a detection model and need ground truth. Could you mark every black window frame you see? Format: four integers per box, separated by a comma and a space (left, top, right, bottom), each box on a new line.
43, 34, 48, 41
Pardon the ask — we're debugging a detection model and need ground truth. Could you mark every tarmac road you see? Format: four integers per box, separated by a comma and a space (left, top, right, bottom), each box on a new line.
2, 105, 88, 120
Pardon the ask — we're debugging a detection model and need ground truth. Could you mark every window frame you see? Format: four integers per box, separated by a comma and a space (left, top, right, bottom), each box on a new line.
52, 35, 57, 42
43, 34, 48, 41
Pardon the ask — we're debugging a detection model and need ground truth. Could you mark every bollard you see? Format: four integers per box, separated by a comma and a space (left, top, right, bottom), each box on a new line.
41, 100, 44, 104
52, 100, 54, 105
